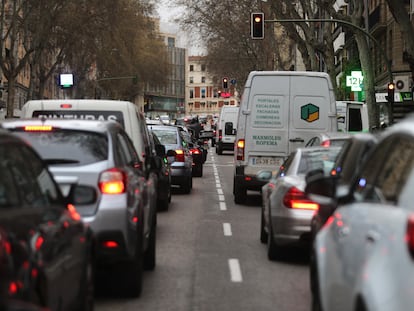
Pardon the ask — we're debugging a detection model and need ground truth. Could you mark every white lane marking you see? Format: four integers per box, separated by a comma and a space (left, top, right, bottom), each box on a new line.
218, 194, 225, 201
228, 259, 243, 282
219, 202, 227, 211
216, 183, 221, 188
217, 189, 223, 195
223, 223, 232, 236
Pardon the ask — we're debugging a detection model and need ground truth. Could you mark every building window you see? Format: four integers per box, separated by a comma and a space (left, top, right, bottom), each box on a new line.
201, 76, 206, 83
189, 76, 194, 84
201, 64, 206, 71
189, 89, 194, 98
201, 88, 206, 98
190, 65, 194, 71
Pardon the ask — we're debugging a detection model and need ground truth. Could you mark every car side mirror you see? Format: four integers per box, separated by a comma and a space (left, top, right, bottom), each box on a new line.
67, 185, 96, 205
305, 173, 337, 206
257, 170, 273, 182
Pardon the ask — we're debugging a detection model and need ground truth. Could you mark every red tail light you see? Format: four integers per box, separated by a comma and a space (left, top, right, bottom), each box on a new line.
283, 187, 319, 210
218, 129, 223, 141
406, 214, 414, 258
321, 140, 331, 147
236, 139, 245, 161
175, 149, 185, 162
190, 148, 200, 155
99, 168, 126, 194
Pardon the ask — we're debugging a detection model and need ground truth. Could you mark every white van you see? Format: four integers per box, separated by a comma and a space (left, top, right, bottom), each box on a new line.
21, 99, 150, 163
233, 71, 337, 204
336, 101, 369, 132
216, 106, 239, 154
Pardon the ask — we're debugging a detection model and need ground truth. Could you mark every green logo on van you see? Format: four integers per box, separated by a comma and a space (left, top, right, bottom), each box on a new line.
301, 104, 319, 122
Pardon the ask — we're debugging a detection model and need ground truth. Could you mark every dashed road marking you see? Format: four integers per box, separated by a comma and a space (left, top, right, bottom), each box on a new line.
223, 223, 232, 236
228, 259, 243, 282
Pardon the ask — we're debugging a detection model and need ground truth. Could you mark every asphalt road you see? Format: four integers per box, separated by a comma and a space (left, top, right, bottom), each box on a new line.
95, 147, 311, 311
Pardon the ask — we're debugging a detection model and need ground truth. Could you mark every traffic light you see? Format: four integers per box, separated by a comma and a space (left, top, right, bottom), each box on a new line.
387, 82, 395, 103
251, 12, 264, 39
222, 77, 229, 89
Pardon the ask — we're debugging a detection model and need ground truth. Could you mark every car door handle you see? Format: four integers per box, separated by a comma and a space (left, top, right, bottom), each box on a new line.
289, 138, 305, 143
366, 230, 380, 243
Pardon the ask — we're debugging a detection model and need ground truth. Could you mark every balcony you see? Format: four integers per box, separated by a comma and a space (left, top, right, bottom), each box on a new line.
369, 6, 386, 36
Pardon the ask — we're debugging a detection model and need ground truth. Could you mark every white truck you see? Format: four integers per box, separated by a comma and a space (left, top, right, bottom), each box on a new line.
233, 71, 338, 204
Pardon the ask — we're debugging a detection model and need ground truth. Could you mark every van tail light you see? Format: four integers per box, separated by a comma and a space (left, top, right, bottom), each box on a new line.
175, 149, 185, 162
321, 140, 331, 147
218, 129, 223, 141
236, 139, 245, 161
283, 187, 319, 210
405, 214, 414, 258
99, 168, 126, 194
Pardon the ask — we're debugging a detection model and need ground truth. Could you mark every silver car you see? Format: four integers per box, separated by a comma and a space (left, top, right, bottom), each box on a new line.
1, 119, 157, 298
309, 118, 414, 311
260, 146, 340, 260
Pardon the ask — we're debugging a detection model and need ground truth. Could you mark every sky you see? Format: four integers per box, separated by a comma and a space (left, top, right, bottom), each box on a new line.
156, 1, 205, 55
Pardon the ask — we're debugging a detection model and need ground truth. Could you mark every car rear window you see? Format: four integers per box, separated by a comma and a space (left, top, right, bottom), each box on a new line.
151, 129, 178, 145
298, 148, 340, 175
13, 130, 108, 166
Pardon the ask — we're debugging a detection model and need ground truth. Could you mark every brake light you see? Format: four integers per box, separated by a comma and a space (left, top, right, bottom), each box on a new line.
99, 168, 126, 194
190, 148, 200, 155
218, 129, 223, 141
236, 139, 245, 161
406, 214, 414, 258
35, 236, 44, 250
24, 125, 53, 132
175, 149, 185, 162
102, 241, 119, 248
60, 103, 72, 108
321, 140, 331, 147
67, 204, 81, 221
283, 187, 319, 210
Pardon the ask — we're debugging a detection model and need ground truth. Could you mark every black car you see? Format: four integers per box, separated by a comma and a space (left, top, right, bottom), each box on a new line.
148, 130, 172, 211
306, 132, 378, 239
0, 129, 94, 310
179, 126, 205, 177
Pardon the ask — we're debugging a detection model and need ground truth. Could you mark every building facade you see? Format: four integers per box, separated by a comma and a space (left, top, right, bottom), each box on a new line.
186, 56, 238, 118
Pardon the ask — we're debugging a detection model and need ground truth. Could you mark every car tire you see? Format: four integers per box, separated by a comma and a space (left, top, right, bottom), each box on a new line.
234, 182, 247, 204
193, 163, 203, 177
182, 176, 192, 194
217, 144, 223, 155
144, 215, 156, 270
260, 210, 268, 244
157, 198, 169, 211
77, 251, 95, 311
267, 221, 280, 261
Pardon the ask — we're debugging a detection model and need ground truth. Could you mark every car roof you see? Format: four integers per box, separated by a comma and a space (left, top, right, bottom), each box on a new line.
0, 118, 122, 134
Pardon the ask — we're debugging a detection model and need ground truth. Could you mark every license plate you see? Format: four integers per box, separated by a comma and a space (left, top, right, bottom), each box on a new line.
250, 156, 284, 166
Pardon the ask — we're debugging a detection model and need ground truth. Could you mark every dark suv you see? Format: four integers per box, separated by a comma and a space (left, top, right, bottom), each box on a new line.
1, 119, 157, 297
0, 129, 94, 310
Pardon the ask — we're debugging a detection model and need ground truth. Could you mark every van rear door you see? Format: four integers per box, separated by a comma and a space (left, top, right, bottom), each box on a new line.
289, 75, 335, 152
244, 75, 290, 171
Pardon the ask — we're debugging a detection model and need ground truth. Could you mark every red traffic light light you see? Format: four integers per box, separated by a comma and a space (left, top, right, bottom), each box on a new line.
251, 12, 264, 39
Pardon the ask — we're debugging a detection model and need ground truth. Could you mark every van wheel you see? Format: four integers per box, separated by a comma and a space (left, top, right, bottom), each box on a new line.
217, 145, 223, 155
234, 185, 247, 204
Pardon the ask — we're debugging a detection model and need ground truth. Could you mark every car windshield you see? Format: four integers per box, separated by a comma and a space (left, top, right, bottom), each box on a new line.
151, 129, 178, 145
12, 130, 108, 166
298, 148, 340, 175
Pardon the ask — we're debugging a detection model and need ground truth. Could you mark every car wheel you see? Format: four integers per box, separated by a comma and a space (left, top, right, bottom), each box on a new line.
267, 221, 280, 261
157, 198, 169, 211
234, 183, 247, 204
217, 144, 223, 155
78, 252, 95, 311
182, 177, 192, 194
193, 163, 203, 177
144, 215, 156, 270
260, 210, 268, 244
